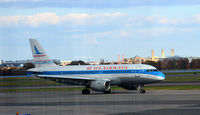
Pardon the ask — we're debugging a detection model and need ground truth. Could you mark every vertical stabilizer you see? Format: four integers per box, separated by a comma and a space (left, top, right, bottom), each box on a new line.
29, 39, 57, 68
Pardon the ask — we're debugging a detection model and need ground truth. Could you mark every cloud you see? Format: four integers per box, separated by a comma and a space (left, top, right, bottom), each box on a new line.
0, 12, 127, 27
0, 0, 200, 8
85, 38, 101, 44
0, 0, 43, 2
119, 31, 128, 37
79, 27, 200, 40
74, 56, 93, 60
26, 12, 59, 26
1, 12, 200, 38
0, 15, 23, 26
136, 27, 200, 37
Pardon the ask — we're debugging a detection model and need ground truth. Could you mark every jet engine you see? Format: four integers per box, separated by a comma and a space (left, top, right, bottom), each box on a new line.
90, 79, 110, 92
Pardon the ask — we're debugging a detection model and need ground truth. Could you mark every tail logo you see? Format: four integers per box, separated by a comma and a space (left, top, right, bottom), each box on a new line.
34, 45, 43, 54
33, 45, 46, 57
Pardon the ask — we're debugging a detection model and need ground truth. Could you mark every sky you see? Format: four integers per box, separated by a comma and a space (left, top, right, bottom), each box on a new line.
1, 0, 200, 62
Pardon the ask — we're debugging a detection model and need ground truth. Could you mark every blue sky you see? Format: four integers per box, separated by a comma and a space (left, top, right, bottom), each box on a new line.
1, 0, 200, 62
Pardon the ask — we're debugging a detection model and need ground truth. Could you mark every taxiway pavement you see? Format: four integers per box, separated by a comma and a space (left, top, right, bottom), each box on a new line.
0, 90, 200, 115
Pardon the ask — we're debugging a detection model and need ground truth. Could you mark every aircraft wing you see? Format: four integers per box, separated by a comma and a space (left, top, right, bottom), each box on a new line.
37, 75, 95, 81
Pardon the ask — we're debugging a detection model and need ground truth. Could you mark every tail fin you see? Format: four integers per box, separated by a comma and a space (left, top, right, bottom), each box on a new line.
29, 39, 57, 68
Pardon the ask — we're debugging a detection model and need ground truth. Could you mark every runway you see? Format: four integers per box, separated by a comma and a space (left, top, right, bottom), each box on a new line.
0, 90, 200, 115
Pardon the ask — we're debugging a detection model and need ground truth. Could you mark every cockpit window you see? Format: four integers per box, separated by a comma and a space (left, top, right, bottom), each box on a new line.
147, 69, 158, 72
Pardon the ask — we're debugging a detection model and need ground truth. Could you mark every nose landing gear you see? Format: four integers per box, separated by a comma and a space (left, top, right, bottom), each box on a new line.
139, 84, 146, 94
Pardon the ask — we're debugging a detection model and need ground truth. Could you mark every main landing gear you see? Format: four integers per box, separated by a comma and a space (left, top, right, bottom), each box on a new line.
140, 89, 146, 93
139, 84, 146, 94
82, 88, 111, 94
82, 88, 90, 95
103, 89, 111, 94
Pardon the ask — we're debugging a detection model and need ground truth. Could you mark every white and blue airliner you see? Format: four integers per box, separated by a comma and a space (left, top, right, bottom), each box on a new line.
27, 39, 165, 94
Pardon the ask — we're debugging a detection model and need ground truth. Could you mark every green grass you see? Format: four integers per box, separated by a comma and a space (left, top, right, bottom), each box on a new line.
0, 80, 61, 86
163, 72, 200, 75
164, 75, 200, 82
145, 85, 200, 90
0, 77, 41, 81
0, 87, 84, 92
0, 77, 62, 86
1, 85, 200, 93
2, 75, 200, 87
0, 86, 123, 92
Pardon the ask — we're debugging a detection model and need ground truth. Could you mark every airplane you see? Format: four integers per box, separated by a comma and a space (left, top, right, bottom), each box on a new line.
27, 39, 165, 94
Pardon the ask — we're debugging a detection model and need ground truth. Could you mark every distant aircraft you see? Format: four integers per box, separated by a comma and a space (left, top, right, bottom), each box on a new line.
27, 39, 165, 94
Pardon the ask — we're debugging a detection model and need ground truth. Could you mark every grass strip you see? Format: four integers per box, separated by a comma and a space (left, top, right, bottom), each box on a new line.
1, 74, 200, 87
1, 85, 200, 93
163, 75, 200, 82
145, 85, 200, 90
0, 86, 124, 93
163, 72, 200, 75
0, 80, 62, 86
0, 77, 41, 81
0, 87, 84, 92
1, 76, 200, 87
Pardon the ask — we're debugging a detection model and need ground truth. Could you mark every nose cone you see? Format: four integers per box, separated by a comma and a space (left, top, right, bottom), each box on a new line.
159, 72, 165, 80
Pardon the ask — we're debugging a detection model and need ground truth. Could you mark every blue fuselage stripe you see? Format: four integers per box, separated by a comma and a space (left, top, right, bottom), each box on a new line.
28, 69, 165, 78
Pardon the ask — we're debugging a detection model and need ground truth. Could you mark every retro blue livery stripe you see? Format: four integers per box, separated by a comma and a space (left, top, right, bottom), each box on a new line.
28, 69, 165, 78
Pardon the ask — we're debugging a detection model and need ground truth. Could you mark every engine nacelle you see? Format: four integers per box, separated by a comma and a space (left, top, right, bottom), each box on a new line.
90, 79, 110, 92
121, 84, 139, 90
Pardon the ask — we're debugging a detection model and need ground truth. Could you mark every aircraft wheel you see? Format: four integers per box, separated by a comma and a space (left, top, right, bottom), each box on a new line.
104, 89, 111, 94
82, 89, 90, 95
140, 89, 145, 94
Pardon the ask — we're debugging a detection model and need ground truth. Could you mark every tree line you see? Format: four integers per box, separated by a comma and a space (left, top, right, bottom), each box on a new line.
143, 58, 200, 70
